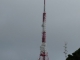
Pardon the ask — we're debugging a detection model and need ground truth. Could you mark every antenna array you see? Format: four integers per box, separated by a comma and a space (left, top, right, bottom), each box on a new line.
64, 42, 68, 59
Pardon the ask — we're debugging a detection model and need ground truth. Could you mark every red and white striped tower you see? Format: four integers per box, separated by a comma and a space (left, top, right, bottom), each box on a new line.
38, 0, 49, 60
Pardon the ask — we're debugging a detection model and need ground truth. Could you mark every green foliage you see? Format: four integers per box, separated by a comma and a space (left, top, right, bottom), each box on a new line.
66, 48, 80, 60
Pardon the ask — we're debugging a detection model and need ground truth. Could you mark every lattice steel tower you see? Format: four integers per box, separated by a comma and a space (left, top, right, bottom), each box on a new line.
38, 0, 49, 60
64, 42, 68, 59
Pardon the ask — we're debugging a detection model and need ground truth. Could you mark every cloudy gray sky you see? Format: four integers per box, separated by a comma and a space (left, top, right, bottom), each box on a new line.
0, 0, 80, 60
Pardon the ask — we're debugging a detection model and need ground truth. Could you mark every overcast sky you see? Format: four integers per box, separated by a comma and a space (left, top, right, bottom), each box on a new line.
0, 0, 80, 60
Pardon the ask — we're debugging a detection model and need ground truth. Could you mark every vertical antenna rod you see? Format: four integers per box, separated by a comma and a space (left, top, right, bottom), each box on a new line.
44, 0, 45, 12
38, 0, 49, 60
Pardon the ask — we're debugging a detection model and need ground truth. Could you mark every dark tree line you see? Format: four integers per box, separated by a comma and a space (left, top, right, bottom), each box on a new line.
66, 48, 80, 60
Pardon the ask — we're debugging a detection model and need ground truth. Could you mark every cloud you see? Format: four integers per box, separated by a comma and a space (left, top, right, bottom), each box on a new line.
0, 0, 80, 60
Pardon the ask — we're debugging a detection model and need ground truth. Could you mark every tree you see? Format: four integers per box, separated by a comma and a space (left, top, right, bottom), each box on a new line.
66, 48, 80, 60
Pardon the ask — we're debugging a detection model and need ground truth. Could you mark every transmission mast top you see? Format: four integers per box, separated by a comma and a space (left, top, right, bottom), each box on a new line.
64, 42, 68, 59
38, 0, 49, 60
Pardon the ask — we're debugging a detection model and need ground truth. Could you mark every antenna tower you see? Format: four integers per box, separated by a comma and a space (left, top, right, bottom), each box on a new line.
64, 42, 68, 59
38, 0, 49, 60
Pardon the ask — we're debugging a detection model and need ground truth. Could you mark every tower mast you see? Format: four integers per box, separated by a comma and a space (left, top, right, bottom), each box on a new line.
38, 0, 49, 60
64, 42, 68, 59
